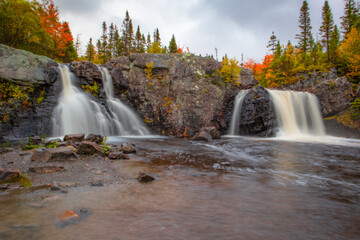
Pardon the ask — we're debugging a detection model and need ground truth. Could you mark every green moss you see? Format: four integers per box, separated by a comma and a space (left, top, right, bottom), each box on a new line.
46, 141, 58, 148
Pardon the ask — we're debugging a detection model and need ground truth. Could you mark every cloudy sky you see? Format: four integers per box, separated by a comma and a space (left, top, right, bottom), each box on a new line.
52, 0, 346, 62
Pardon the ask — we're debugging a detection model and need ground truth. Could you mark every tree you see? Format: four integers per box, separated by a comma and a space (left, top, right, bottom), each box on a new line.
121, 10, 134, 55
147, 41, 162, 53
61, 22, 77, 62
169, 34, 178, 53
329, 25, 340, 64
341, 0, 359, 37
338, 27, 360, 83
296, 0, 314, 54
267, 31, 278, 54
75, 34, 81, 56
153, 28, 161, 45
134, 25, 145, 53
319, 0, 335, 62
85, 38, 95, 62
217, 55, 241, 85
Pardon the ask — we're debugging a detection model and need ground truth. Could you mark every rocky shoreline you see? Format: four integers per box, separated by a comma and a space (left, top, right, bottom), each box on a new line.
0, 134, 157, 196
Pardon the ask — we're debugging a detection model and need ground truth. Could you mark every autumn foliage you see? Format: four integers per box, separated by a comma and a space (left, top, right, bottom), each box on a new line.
0, 0, 76, 62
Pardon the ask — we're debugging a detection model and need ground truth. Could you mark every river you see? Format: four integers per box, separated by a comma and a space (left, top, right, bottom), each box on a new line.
0, 136, 359, 240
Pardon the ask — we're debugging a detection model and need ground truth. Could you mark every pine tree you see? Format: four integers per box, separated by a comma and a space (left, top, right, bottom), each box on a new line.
134, 25, 143, 53
108, 23, 115, 57
319, 0, 335, 62
267, 31, 278, 54
296, 0, 314, 54
146, 33, 152, 49
341, 0, 359, 37
153, 28, 161, 45
121, 10, 134, 56
169, 34, 178, 53
329, 25, 340, 64
85, 37, 95, 62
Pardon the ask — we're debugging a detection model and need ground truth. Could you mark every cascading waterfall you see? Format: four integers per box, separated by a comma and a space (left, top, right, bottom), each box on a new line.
52, 65, 149, 136
268, 90, 325, 137
228, 89, 249, 135
229, 89, 326, 138
99, 67, 149, 135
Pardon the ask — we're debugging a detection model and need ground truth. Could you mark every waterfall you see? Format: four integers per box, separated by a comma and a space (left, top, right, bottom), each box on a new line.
52, 65, 149, 136
229, 89, 326, 138
268, 90, 325, 137
228, 89, 249, 135
99, 67, 149, 136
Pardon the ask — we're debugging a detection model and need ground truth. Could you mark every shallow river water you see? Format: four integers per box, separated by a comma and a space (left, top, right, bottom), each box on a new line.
1, 136, 360, 240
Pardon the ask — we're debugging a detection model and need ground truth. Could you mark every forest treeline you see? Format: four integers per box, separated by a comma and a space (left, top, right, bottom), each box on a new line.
83, 10, 181, 64
244, 0, 360, 87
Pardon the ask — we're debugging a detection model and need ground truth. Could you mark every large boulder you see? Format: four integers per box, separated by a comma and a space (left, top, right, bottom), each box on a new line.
0, 44, 60, 138
77, 141, 105, 156
236, 86, 277, 137
31, 147, 78, 162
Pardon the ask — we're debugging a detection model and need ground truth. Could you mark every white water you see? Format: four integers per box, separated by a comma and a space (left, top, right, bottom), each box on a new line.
52, 65, 149, 136
268, 90, 326, 138
228, 89, 326, 139
99, 67, 149, 135
228, 89, 249, 135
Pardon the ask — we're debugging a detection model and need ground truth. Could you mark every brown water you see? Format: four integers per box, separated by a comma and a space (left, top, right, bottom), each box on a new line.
1, 136, 360, 240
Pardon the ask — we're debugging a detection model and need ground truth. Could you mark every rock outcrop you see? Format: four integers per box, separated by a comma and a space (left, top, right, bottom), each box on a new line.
288, 69, 355, 117
0, 44, 60, 138
100, 53, 257, 136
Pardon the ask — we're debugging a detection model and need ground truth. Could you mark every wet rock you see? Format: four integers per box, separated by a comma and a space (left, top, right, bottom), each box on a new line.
237, 86, 277, 137
28, 136, 43, 145
0, 169, 20, 183
28, 166, 65, 173
77, 141, 105, 156
0, 148, 13, 155
137, 172, 156, 183
64, 134, 85, 143
193, 131, 213, 142
85, 134, 104, 145
70, 61, 102, 82
55, 208, 92, 229
30, 148, 51, 162
194, 126, 221, 141
108, 151, 129, 160
31, 147, 78, 162
121, 143, 136, 154
91, 182, 104, 187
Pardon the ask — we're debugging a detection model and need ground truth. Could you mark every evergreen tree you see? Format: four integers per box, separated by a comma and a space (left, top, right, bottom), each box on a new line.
85, 37, 95, 62
169, 34, 178, 53
75, 34, 81, 57
62, 24, 77, 63
296, 0, 314, 54
113, 26, 123, 57
134, 25, 145, 53
146, 33, 152, 49
98, 21, 109, 63
341, 0, 359, 37
108, 23, 115, 57
267, 31, 278, 54
329, 25, 340, 64
121, 10, 134, 56
319, 0, 335, 62
153, 28, 161, 45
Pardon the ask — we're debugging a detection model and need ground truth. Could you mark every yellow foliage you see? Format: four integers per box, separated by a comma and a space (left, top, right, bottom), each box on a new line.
217, 55, 241, 85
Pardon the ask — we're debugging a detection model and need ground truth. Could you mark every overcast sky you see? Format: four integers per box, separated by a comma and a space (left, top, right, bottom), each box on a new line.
52, 0, 346, 62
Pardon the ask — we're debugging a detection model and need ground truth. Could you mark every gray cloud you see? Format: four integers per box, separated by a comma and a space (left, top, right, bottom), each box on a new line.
52, 0, 346, 61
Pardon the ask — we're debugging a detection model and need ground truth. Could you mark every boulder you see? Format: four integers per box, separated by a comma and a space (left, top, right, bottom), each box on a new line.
0, 169, 20, 183
77, 141, 105, 156
108, 151, 129, 160
64, 134, 85, 143
69, 61, 102, 82
237, 86, 277, 137
137, 172, 155, 183
28, 136, 43, 145
121, 143, 136, 154
31, 147, 78, 162
193, 131, 213, 142
85, 134, 104, 145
